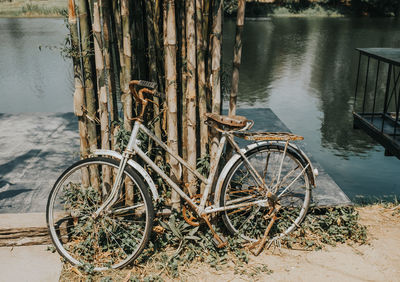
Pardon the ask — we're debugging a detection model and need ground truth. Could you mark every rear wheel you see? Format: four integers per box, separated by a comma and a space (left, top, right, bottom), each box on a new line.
220, 143, 312, 243
46, 157, 154, 271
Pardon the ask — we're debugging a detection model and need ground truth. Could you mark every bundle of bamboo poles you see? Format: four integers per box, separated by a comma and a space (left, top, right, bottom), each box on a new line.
68, 0, 245, 210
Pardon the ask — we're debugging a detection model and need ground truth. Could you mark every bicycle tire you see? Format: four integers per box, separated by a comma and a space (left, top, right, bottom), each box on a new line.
46, 157, 154, 271
220, 143, 311, 243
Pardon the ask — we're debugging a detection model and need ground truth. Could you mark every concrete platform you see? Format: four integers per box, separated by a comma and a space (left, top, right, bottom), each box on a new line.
0, 113, 79, 213
0, 109, 351, 215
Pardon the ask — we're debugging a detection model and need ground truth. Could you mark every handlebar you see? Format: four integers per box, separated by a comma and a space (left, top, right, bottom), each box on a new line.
129, 80, 166, 121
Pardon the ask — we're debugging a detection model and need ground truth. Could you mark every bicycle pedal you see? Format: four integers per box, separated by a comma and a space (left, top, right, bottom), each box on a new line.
212, 235, 228, 248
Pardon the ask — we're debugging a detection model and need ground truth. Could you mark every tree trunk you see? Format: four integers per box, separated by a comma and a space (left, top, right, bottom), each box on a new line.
229, 0, 246, 116
186, 0, 198, 195
164, 0, 181, 210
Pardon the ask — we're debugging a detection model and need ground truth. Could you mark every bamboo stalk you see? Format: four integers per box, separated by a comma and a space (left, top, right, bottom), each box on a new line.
203, 0, 211, 109
196, 0, 208, 161
210, 0, 223, 162
112, 0, 124, 87
69, 0, 90, 188
229, 0, 246, 116
78, 0, 98, 154
121, 0, 132, 132
153, 0, 165, 94
186, 0, 198, 195
176, 0, 188, 183
145, 0, 161, 139
93, 1, 110, 152
100, 0, 118, 124
93, 1, 112, 196
164, 0, 181, 210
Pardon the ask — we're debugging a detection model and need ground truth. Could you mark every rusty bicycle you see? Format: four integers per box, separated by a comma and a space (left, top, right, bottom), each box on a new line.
46, 80, 317, 271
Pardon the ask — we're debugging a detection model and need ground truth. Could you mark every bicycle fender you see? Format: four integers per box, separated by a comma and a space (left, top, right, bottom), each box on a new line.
213, 142, 316, 207
93, 149, 160, 201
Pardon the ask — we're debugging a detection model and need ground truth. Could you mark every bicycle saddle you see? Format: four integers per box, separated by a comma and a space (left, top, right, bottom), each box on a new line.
205, 113, 251, 129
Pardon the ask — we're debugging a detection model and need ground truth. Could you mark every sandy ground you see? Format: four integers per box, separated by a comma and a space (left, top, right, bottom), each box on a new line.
186, 205, 400, 281
60, 205, 400, 281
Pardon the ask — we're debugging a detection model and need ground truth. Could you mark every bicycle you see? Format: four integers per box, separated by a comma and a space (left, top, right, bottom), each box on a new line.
46, 80, 317, 271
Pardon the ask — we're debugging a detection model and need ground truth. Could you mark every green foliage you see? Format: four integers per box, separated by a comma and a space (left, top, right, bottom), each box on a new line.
59, 206, 368, 280
197, 154, 210, 177
223, 0, 400, 17
282, 206, 367, 249
21, 3, 66, 16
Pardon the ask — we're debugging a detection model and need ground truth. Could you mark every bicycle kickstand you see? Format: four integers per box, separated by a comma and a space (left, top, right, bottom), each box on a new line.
201, 215, 228, 248
249, 204, 281, 256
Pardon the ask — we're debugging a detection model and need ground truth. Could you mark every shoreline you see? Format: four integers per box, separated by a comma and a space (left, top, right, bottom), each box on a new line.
0, 15, 63, 18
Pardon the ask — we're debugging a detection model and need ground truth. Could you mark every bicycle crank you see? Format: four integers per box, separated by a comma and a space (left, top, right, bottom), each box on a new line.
182, 194, 204, 226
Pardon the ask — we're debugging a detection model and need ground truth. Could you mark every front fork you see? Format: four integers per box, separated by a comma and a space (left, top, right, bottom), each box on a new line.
92, 152, 131, 218
93, 122, 141, 218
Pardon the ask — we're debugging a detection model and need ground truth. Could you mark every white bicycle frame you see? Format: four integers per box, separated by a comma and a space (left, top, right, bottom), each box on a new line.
93, 119, 301, 218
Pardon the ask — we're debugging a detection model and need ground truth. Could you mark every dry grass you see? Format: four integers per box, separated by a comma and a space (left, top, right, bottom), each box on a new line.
0, 0, 66, 17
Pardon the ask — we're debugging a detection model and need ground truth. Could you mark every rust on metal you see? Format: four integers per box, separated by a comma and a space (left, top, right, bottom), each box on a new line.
205, 112, 250, 128
249, 204, 281, 256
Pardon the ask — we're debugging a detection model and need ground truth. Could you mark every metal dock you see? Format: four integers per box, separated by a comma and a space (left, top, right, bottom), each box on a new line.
353, 48, 400, 159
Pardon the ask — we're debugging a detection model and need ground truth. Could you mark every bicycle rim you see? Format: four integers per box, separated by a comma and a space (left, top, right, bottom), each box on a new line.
220, 144, 311, 243
46, 157, 153, 270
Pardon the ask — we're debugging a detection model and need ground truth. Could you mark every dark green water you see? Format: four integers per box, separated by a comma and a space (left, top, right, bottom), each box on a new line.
0, 17, 399, 201
223, 17, 400, 201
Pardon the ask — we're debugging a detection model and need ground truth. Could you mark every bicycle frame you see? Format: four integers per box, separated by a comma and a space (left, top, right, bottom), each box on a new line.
94, 120, 272, 218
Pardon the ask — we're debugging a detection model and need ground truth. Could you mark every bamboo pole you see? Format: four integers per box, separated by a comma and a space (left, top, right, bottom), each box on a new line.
121, 0, 133, 132
186, 0, 198, 195
178, 0, 188, 183
112, 0, 124, 87
164, 0, 181, 210
69, 0, 90, 188
145, 0, 161, 139
78, 0, 98, 154
78, 0, 100, 191
229, 0, 246, 116
100, 0, 118, 124
210, 0, 223, 162
93, 1, 112, 196
153, 0, 165, 94
196, 0, 208, 162
203, 0, 211, 107
93, 1, 110, 152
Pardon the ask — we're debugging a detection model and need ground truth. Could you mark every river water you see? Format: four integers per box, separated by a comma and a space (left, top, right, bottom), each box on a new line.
0, 17, 399, 201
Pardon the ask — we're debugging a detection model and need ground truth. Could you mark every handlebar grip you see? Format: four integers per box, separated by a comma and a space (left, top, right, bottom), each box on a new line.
137, 80, 157, 89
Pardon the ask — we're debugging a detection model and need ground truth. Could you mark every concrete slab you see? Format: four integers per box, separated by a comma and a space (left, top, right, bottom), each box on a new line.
0, 245, 62, 282
0, 212, 46, 229
0, 109, 350, 215
0, 113, 79, 213
234, 108, 352, 207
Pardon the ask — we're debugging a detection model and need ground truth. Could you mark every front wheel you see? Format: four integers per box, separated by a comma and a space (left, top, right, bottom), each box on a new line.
46, 157, 154, 271
220, 143, 312, 243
